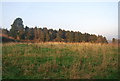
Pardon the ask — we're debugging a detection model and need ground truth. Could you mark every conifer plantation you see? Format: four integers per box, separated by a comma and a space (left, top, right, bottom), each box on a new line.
1, 18, 108, 43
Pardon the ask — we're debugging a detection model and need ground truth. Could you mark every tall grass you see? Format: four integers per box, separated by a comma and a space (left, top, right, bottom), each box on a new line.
2, 42, 118, 79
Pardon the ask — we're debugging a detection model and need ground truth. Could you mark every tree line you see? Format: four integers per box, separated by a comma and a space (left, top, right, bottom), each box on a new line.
2, 18, 108, 43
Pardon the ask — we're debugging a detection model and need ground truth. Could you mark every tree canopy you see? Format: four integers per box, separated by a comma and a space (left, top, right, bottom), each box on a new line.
2, 18, 108, 43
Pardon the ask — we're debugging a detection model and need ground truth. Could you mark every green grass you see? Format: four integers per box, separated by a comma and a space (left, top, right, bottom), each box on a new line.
2, 42, 118, 79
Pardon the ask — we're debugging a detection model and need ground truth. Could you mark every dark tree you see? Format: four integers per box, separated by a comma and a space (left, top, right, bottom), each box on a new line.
66, 31, 74, 42
112, 38, 118, 44
88, 34, 97, 43
34, 27, 38, 40
39, 28, 45, 42
43, 27, 50, 42
55, 29, 64, 42
10, 18, 24, 39
103, 37, 108, 43
28, 28, 34, 40
25, 26, 30, 40
74, 32, 80, 42
112, 38, 115, 43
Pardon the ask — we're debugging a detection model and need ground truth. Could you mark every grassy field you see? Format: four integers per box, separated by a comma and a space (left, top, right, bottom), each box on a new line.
2, 42, 118, 79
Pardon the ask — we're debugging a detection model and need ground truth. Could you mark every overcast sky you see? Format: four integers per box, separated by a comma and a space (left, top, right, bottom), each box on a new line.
1, 1, 118, 40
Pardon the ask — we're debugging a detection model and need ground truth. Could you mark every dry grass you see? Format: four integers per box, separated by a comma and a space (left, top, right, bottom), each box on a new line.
2, 42, 118, 79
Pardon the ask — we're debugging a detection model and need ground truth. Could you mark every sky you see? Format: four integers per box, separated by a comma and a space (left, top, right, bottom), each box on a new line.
1, 1, 118, 40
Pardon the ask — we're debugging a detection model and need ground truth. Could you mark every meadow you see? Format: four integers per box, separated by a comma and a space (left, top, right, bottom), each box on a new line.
2, 42, 118, 79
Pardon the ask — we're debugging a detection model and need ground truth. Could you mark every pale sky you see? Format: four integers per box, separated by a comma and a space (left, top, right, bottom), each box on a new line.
1, 0, 118, 40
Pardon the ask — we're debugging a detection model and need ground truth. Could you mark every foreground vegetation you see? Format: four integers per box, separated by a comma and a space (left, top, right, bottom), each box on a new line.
2, 42, 118, 79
